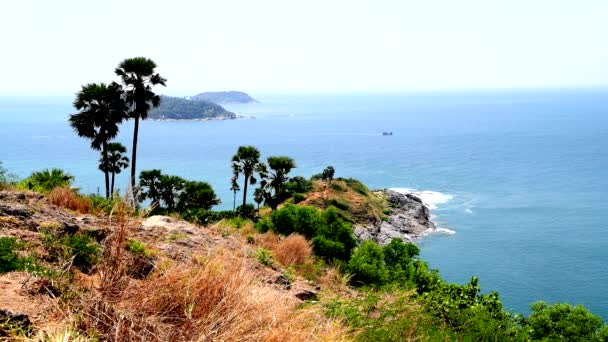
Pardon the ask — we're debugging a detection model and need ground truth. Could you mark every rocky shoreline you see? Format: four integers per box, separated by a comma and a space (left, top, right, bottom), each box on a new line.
354, 189, 437, 245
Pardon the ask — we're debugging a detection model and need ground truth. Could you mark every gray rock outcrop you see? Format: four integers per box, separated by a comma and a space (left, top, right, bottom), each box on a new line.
354, 190, 435, 245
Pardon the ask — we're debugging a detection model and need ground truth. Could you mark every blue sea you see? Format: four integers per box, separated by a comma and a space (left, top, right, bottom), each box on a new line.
1, 90, 607, 318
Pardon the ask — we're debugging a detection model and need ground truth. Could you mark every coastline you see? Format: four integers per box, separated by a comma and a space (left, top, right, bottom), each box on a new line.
148, 114, 255, 122
354, 189, 450, 245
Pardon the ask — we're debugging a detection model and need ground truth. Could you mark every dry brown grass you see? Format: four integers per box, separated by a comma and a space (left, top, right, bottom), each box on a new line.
74, 251, 348, 341
274, 233, 312, 266
257, 231, 280, 250
47, 187, 90, 214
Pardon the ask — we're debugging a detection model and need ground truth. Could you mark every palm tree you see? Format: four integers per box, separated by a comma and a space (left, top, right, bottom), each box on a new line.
253, 187, 264, 213
115, 57, 167, 196
69, 83, 128, 198
230, 174, 240, 211
231, 146, 261, 210
98, 142, 129, 196
264, 156, 296, 210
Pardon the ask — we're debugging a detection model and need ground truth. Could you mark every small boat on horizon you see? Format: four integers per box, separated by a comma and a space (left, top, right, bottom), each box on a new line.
382, 132, 393, 136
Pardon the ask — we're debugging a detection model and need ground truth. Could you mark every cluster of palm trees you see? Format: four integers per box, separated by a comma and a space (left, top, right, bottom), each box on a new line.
69, 57, 166, 199
231, 145, 296, 213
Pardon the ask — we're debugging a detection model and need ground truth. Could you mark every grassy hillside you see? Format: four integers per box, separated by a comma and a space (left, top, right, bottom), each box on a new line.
298, 178, 388, 224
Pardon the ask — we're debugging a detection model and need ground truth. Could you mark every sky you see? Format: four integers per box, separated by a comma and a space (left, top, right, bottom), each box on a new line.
1, 0, 607, 95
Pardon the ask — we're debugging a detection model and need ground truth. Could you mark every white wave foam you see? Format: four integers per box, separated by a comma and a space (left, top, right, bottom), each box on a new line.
390, 188, 453, 210
433, 227, 456, 235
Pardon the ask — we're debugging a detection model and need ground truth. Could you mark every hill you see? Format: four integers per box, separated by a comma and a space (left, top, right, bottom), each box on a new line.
191, 91, 258, 104
149, 96, 236, 120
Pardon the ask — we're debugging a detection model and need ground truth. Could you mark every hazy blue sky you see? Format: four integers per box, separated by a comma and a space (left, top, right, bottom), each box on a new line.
2, 0, 607, 95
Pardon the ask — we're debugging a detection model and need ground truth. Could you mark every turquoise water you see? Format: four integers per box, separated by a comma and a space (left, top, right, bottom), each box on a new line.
1, 90, 607, 318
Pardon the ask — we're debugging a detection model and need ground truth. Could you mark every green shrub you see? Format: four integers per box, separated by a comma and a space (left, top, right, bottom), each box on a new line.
17, 168, 74, 193
44, 232, 100, 273
256, 248, 274, 267
0, 237, 26, 273
270, 204, 323, 238
341, 178, 369, 196
0, 161, 16, 189
181, 208, 236, 225
328, 199, 350, 211
330, 183, 346, 192
347, 241, 388, 286
236, 204, 256, 220
284, 176, 312, 194
292, 193, 306, 204
127, 239, 151, 257
254, 216, 273, 233
246, 234, 256, 244
88, 195, 122, 214
524, 301, 607, 342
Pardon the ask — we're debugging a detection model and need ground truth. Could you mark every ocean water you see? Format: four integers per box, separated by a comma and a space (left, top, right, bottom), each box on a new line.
1, 90, 607, 318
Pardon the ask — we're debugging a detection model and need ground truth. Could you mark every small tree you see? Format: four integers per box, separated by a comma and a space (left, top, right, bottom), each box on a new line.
230, 174, 240, 211
231, 146, 261, 211
138, 170, 163, 208
178, 181, 220, 211
98, 142, 129, 195
263, 156, 296, 210
253, 187, 265, 213
322, 166, 335, 183
159, 175, 187, 211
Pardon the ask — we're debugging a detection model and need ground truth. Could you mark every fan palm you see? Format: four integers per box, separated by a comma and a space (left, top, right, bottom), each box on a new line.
69, 83, 128, 198
115, 57, 166, 194
98, 142, 129, 195
231, 146, 261, 209
230, 174, 240, 211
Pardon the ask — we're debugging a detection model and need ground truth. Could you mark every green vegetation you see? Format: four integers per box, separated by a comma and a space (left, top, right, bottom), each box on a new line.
149, 95, 235, 120
69, 82, 128, 199
17, 168, 74, 193
0, 161, 16, 189
256, 204, 356, 262
98, 142, 129, 195
43, 231, 100, 273
126, 239, 151, 257
322, 166, 335, 183
115, 57, 166, 193
231, 145, 262, 210
190, 91, 257, 104
0, 237, 30, 273
256, 248, 275, 267
138, 169, 220, 212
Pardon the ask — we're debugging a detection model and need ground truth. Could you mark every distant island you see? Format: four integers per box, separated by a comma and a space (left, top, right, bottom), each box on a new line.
191, 91, 258, 104
149, 95, 237, 120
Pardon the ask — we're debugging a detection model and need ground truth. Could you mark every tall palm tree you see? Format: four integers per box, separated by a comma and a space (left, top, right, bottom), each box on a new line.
69, 83, 128, 198
115, 57, 166, 196
98, 142, 129, 196
264, 156, 296, 209
231, 146, 261, 209
230, 174, 240, 211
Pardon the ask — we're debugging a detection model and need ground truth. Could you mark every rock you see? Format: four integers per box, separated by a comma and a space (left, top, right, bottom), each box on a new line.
294, 289, 318, 301
354, 190, 436, 245
273, 274, 292, 289
0, 309, 32, 336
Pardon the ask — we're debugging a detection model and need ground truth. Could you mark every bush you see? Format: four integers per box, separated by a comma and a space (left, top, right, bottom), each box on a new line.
284, 176, 312, 194
274, 234, 312, 266
0, 161, 16, 190
254, 216, 273, 233
127, 239, 151, 257
44, 232, 100, 273
524, 301, 607, 341
347, 241, 388, 286
292, 193, 306, 204
256, 248, 274, 267
17, 168, 74, 193
87, 194, 123, 215
178, 181, 221, 211
181, 209, 236, 225
0, 237, 26, 273
270, 204, 323, 238
330, 183, 346, 192
341, 178, 369, 196
328, 199, 350, 211
48, 186, 90, 214
236, 204, 256, 220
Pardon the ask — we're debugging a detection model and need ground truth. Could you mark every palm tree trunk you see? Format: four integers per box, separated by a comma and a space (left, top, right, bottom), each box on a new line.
131, 115, 139, 202
111, 171, 116, 196
242, 173, 249, 209
233, 191, 236, 211
102, 141, 110, 199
